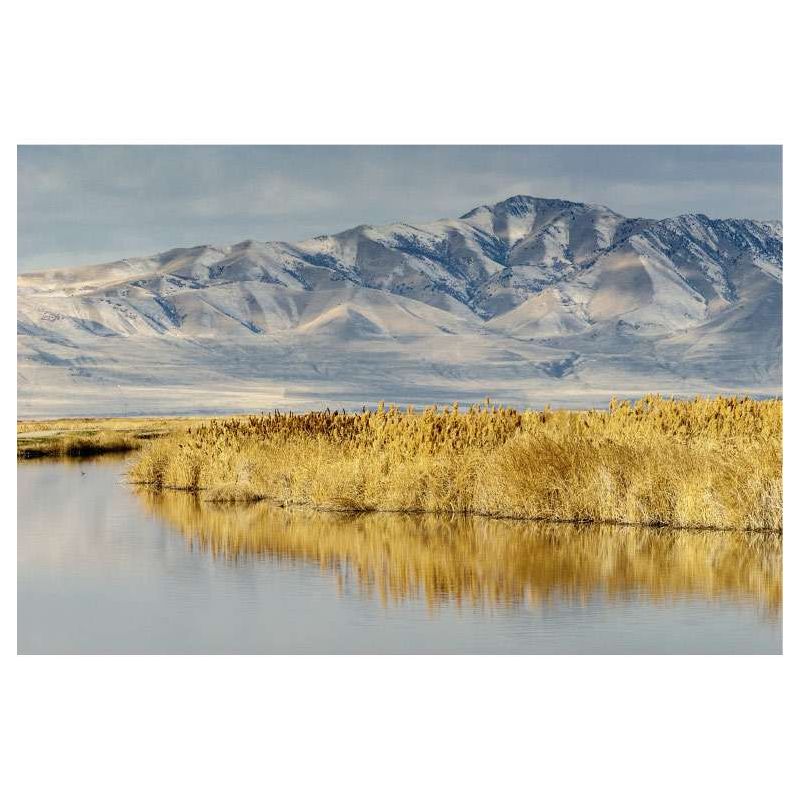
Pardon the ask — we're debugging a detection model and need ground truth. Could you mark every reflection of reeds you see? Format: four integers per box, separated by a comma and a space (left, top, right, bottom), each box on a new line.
131, 396, 782, 530
137, 489, 782, 613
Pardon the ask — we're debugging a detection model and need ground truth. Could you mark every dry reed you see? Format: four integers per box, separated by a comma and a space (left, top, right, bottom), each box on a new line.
129, 396, 782, 531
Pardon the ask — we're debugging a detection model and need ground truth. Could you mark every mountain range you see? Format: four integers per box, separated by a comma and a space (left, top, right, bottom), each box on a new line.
17, 195, 782, 416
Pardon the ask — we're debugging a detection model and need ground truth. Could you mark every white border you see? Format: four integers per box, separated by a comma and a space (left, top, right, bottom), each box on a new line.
4, 2, 796, 799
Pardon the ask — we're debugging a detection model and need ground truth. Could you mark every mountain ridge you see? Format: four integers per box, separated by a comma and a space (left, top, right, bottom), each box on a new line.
17, 195, 782, 416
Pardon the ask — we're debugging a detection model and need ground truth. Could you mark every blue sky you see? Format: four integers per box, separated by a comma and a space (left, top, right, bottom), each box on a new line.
17, 145, 782, 272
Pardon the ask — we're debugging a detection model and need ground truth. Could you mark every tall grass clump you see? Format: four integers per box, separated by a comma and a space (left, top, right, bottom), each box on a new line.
129, 396, 782, 531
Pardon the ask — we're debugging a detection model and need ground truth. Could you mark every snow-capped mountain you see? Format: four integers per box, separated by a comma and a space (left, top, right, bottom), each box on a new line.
17, 196, 782, 416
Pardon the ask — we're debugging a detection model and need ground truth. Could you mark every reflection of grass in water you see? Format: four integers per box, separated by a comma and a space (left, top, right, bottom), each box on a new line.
137, 490, 782, 614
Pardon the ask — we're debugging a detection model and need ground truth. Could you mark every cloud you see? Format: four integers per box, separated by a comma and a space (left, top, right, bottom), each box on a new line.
17, 145, 782, 272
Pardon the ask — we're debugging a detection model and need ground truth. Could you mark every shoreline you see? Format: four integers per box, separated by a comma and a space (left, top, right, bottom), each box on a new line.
130, 481, 784, 534
16, 416, 205, 459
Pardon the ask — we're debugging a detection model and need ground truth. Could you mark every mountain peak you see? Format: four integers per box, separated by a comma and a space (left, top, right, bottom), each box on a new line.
462, 195, 556, 219
460, 195, 622, 228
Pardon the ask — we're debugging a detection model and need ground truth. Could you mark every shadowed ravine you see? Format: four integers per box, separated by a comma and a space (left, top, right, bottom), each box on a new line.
136, 489, 783, 614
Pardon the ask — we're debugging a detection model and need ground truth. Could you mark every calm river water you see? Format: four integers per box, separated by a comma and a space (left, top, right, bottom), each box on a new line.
18, 455, 782, 654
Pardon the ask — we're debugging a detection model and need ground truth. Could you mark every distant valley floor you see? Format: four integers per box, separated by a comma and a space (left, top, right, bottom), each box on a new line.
17, 329, 781, 417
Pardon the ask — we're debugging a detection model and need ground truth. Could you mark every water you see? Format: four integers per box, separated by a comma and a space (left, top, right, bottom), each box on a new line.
18, 456, 782, 654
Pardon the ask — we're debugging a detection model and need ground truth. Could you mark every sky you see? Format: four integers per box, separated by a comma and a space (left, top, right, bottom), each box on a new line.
17, 145, 782, 273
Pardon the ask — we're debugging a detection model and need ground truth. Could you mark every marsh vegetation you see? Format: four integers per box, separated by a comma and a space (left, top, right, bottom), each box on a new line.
17, 416, 195, 458
130, 396, 782, 531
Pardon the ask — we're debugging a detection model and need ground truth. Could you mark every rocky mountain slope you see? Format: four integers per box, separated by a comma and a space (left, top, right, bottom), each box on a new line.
17, 196, 782, 415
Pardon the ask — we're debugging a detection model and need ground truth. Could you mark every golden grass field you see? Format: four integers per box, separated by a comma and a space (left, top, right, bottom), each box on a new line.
138, 488, 782, 611
128, 396, 782, 531
16, 416, 194, 458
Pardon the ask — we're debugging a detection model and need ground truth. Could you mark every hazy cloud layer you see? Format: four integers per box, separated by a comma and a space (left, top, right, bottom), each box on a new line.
18, 145, 782, 273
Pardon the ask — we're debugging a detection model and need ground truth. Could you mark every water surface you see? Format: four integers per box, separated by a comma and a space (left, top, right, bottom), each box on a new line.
18, 456, 782, 654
